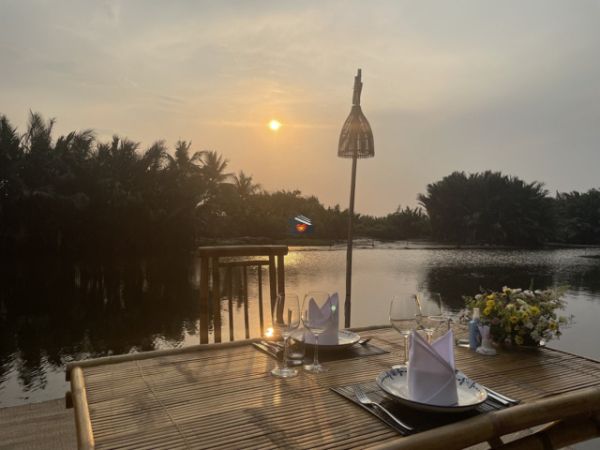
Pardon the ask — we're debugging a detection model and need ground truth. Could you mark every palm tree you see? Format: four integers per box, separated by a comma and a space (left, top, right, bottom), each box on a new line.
233, 171, 260, 199
167, 140, 204, 178
201, 150, 232, 186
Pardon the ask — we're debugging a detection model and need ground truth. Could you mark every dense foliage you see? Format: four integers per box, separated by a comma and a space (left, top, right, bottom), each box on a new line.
2, 113, 600, 252
555, 189, 600, 244
418, 171, 556, 246
0, 113, 428, 255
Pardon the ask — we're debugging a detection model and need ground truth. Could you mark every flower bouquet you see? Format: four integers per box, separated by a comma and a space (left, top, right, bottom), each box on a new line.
463, 286, 572, 347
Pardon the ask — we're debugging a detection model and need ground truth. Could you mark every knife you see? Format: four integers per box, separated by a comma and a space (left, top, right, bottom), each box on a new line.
254, 342, 282, 359
483, 386, 518, 405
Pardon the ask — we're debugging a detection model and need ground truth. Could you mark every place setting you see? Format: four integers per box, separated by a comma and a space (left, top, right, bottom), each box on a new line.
331, 293, 520, 435
253, 291, 389, 377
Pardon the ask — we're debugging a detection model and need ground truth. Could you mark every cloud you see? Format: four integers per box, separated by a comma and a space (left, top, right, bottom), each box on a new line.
2, 1, 600, 215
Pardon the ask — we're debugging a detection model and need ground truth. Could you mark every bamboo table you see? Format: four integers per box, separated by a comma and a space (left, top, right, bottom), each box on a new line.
66, 327, 600, 450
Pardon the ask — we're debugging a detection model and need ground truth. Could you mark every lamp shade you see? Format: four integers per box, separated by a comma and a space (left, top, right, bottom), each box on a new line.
338, 69, 374, 158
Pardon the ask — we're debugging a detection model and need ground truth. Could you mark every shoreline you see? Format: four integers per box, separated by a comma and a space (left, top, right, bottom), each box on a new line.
197, 237, 600, 251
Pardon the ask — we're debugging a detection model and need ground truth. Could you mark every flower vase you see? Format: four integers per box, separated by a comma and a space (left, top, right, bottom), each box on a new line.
476, 324, 497, 356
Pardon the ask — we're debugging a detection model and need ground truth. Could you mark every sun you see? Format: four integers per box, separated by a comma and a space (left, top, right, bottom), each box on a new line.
268, 119, 281, 131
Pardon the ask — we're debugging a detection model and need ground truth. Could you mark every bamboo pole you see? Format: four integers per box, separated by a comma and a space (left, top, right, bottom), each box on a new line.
66, 338, 260, 379
70, 366, 95, 450
365, 386, 600, 450
498, 413, 600, 449
344, 151, 358, 328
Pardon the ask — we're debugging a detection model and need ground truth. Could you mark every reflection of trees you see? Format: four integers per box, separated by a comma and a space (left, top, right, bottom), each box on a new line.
564, 262, 600, 296
423, 261, 600, 311
0, 256, 201, 391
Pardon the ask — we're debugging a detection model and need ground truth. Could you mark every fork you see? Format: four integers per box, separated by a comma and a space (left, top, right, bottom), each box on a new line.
353, 386, 413, 431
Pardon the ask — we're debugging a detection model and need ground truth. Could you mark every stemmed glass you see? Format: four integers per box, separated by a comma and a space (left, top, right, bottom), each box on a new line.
270, 293, 301, 378
416, 292, 445, 343
389, 295, 419, 365
301, 291, 332, 373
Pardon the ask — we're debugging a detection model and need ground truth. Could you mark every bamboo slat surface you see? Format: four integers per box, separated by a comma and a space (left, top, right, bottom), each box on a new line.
70, 328, 600, 449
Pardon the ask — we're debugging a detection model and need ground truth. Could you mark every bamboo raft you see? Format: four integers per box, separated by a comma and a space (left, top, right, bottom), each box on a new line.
66, 327, 600, 450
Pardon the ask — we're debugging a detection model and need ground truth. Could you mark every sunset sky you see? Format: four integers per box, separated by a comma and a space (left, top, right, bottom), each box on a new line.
2, 1, 600, 216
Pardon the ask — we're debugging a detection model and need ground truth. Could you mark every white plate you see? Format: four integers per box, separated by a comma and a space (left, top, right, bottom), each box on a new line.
375, 367, 488, 413
290, 329, 361, 350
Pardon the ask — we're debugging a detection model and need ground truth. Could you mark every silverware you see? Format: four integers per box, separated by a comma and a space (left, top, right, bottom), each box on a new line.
358, 337, 372, 346
353, 386, 413, 431
483, 386, 517, 405
260, 341, 283, 354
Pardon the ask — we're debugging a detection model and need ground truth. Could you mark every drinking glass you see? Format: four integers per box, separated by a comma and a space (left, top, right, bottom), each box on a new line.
389, 295, 419, 365
416, 292, 445, 343
301, 291, 332, 373
270, 293, 301, 378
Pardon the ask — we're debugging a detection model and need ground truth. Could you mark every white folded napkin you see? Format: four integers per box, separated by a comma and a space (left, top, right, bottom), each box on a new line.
304, 292, 339, 345
407, 330, 458, 406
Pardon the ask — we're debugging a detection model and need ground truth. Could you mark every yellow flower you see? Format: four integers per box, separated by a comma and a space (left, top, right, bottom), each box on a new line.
510, 315, 519, 324
522, 313, 529, 321
549, 321, 557, 330
529, 306, 540, 316
486, 294, 495, 301
486, 299, 495, 308
483, 306, 492, 316
515, 335, 524, 345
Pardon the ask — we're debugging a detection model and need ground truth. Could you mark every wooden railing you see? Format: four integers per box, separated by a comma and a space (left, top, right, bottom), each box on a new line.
196, 245, 288, 343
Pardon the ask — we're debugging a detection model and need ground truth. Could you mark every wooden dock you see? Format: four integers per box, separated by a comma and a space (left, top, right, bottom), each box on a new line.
0, 398, 76, 450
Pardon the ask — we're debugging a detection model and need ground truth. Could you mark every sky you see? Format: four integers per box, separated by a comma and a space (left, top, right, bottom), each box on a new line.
2, 0, 600, 216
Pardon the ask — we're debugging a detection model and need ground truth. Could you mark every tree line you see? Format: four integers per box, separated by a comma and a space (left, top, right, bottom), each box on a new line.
1, 112, 599, 254
418, 171, 600, 246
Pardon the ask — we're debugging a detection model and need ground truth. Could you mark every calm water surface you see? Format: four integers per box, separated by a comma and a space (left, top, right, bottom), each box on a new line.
2, 244, 600, 408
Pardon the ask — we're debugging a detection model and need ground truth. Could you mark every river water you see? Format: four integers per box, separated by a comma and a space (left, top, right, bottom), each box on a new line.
1, 243, 600, 408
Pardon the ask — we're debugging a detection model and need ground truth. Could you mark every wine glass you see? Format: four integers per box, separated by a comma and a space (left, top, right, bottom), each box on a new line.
416, 292, 445, 343
301, 291, 332, 373
270, 292, 301, 378
389, 295, 419, 365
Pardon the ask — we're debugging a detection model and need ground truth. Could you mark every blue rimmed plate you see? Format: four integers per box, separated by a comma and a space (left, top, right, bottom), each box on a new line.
375, 367, 487, 413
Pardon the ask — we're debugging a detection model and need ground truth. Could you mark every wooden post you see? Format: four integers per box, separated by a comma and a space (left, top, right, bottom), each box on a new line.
243, 266, 250, 339
227, 266, 234, 341
277, 254, 285, 302
199, 257, 210, 344
268, 255, 277, 314
257, 266, 264, 335
344, 152, 358, 328
212, 257, 221, 343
